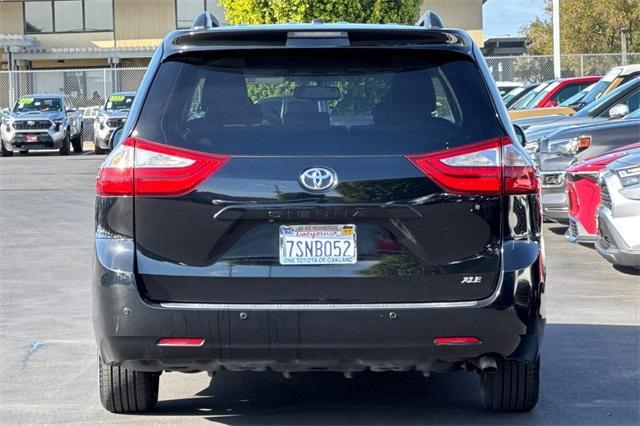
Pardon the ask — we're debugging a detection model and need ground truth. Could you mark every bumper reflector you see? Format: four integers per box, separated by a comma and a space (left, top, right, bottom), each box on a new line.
157, 338, 205, 347
434, 337, 481, 346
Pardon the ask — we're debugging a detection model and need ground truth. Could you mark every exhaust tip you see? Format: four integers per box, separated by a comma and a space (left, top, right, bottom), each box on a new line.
477, 355, 497, 374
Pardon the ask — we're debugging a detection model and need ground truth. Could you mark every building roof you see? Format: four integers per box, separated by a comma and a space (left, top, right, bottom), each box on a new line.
10, 46, 157, 61
0, 34, 39, 49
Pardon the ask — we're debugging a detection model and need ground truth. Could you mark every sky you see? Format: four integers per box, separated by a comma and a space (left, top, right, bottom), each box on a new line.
483, 0, 547, 38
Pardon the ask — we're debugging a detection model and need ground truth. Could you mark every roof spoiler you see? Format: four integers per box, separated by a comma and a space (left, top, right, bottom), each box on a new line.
416, 10, 444, 29
192, 11, 220, 30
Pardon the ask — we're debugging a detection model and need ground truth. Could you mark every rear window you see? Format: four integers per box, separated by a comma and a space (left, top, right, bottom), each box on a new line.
134, 50, 503, 156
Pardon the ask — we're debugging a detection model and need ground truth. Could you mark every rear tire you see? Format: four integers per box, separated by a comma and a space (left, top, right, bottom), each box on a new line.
479, 357, 539, 412
94, 141, 107, 155
98, 355, 159, 413
59, 133, 70, 156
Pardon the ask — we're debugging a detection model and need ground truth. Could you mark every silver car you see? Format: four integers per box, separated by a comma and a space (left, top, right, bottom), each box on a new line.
596, 153, 640, 269
1, 94, 83, 156
93, 92, 135, 154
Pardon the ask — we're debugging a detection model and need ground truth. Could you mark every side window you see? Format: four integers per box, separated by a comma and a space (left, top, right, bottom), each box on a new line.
620, 88, 640, 112
431, 75, 455, 122
553, 84, 585, 104
606, 87, 640, 115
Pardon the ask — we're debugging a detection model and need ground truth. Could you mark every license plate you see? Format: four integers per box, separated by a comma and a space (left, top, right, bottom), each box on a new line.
279, 224, 357, 265
25, 135, 38, 142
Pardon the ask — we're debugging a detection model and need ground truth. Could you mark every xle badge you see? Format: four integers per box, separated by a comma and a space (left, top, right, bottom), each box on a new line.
461, 276, 482, 284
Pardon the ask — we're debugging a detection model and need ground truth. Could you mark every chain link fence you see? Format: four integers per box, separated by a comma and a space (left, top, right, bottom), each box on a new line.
486, 53, 640, 83
0, 67, 147, 110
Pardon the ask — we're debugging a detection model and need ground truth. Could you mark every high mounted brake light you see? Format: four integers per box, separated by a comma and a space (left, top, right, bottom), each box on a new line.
96, 137, 229, 197
406, 136, 539, 196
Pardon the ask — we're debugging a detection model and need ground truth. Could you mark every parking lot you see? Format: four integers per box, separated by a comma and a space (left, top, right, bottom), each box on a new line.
0, 150, 638, 425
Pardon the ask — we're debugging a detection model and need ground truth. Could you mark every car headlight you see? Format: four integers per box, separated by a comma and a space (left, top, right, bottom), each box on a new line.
617, 166, 640, 187
52, 119, 64, 131
547, 136, 591, 156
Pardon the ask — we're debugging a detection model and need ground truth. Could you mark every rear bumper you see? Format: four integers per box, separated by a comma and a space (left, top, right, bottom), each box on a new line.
93, 239, 545, 373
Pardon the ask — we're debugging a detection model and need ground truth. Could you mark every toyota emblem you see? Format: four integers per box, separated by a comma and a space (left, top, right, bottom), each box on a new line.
299, 167, 338, 192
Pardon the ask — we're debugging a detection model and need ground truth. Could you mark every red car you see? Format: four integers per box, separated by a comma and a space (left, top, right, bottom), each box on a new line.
523, 76, 600, 109
565, 142, 640, 243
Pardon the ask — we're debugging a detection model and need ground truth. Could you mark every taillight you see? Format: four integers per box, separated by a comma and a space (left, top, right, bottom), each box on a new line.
96, 137, 229, 197
406, 136, 538, 196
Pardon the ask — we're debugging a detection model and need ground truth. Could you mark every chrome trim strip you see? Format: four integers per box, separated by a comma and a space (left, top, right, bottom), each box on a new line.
159, 300, 479, 311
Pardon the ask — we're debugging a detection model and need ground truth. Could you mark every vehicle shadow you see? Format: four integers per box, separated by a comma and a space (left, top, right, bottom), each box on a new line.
10, 150, 87, 157
151, 324, 640, 425
613, 265, 640, 276
547, 225, 568, 236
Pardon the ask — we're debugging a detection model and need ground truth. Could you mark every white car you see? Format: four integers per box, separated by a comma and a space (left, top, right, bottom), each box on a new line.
596, 152, 640, 269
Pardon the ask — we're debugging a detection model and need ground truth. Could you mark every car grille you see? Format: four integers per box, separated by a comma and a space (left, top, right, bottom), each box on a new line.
106, 118, 125, 128
600, 182, 612, 210
13, 120, 51, 130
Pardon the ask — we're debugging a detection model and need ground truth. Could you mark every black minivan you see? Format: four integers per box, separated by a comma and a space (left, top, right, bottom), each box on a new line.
93, 12, 545, 413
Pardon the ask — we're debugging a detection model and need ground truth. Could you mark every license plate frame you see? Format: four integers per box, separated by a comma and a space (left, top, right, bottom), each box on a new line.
279, 224, 357, 265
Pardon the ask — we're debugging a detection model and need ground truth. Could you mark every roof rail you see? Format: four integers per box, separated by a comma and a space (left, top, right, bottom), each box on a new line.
192, 11, 220, 30
416, 10, 444, 29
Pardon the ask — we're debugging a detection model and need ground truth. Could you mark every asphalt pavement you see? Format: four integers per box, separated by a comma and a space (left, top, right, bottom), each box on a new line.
0, 150, 638, 425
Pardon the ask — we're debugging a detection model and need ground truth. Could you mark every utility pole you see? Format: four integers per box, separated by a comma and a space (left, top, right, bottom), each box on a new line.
621, 29, 629, 66
553, 0, 561, 79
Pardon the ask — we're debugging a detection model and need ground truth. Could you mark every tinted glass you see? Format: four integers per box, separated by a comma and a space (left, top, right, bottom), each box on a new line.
176, 0, 205, 28
54, 0, 83, 32
84, 0, 114, 31
575, 77, 640, 117
25, 1, 53, 33
134, 50, 503, 156
559, 83, 594, 106
105, 94, 135, 110
565, 79, 609, 106
14, 97, 62, 112
552, 83, 589, 104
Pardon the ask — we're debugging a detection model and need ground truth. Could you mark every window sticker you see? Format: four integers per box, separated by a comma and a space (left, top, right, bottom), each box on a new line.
108, 95, 125, 102
18, 97, 34, 104
106, 102, 113, 109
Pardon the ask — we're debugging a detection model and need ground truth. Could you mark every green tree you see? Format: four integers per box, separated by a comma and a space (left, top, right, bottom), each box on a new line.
219, 0, 422, 26
523, 0, 640, 54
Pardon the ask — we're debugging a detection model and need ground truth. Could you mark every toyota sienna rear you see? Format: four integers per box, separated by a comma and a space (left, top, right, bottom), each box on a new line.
93, 12, 545, 413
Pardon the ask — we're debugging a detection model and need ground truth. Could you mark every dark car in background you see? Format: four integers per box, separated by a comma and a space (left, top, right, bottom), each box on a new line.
1, 94, 83, 156
533, 107, 640, 222
93, 92, 136, 154
93, 13, 544, 414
